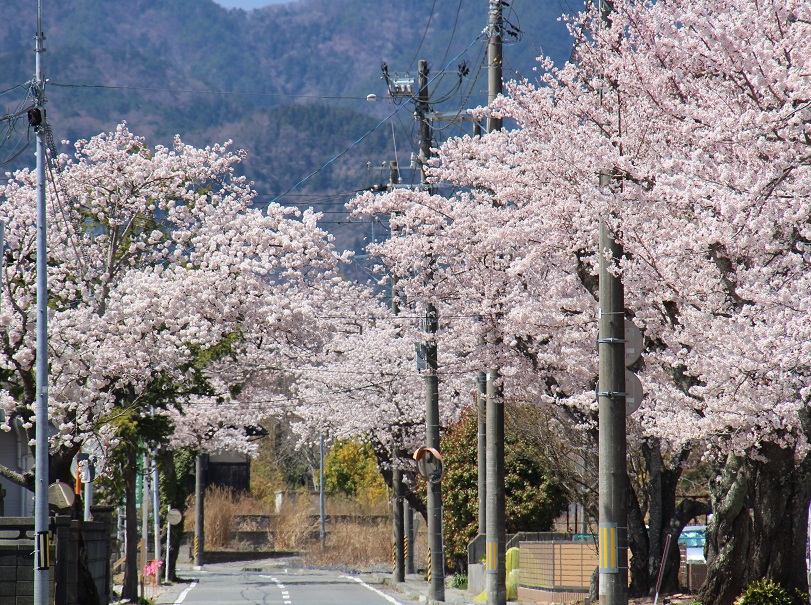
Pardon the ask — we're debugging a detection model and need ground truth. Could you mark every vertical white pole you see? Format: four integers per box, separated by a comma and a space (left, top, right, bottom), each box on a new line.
152, 457, 161, 581
84, 481, 93, 521
141, 454, 150, 599
164, 520, 171, 584
33, 2, 50, 604
319, 433, 326, 548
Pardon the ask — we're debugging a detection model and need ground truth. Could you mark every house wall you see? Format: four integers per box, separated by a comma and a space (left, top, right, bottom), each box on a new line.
207, 453, 251, 493
0, 427, 34, 517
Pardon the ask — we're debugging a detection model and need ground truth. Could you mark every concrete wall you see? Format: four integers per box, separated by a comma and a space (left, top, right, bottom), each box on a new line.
0, 514, 113, 605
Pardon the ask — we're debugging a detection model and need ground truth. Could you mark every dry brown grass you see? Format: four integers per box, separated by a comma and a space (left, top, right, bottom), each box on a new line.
205, 486, 237, 549
273, 494, 319, 550
304, 518, 392, 568
186, 486, 275, 550
324, 494, 390, 516
184, 488, 417, 567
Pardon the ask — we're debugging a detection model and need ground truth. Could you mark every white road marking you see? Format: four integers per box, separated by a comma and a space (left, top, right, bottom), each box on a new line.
258, 574, 293, 603
342, 576, 405, 605
173, 581, 198, 604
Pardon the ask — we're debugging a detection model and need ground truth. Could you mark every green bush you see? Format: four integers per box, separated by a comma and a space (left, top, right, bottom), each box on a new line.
440, 406, 568, 571
451, 574, 468, 590
734, 579, 806, 605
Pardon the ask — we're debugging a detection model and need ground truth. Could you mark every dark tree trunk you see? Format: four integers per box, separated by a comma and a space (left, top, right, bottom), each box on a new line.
700, 444, 811, 605
121, 446, 140, 601
372, 439, 427, 520
627, 440, 711, 598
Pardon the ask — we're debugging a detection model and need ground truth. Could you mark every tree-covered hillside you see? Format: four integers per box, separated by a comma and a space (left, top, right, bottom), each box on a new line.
0, 0, 579, 254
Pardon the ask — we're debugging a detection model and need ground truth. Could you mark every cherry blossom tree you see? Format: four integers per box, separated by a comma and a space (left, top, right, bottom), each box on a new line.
351, 0, 810, 600
280, 284, 470, 515
0, 124, 348, 596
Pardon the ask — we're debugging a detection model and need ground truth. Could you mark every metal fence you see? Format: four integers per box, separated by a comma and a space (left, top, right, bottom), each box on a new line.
519, 540, 598, 590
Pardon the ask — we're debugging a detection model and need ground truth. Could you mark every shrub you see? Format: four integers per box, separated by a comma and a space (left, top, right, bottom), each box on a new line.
451, 574, 468, 590
734, 579, 806, 605
441, 406, 568, 571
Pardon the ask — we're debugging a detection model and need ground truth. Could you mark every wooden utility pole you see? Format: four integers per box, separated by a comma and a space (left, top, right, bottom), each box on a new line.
485, 2, 506, 604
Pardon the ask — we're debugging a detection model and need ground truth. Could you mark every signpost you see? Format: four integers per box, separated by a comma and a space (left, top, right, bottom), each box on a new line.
165, 508, 182, 583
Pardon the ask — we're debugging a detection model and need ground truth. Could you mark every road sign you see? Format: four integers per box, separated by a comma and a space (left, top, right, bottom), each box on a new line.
625, 370, 644, 416
625, 320, 643, 366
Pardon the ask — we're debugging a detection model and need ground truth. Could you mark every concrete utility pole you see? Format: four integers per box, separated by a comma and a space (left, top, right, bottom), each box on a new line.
597, 221, 628, 605
319, 433, 326, 548
596, 0, 629, 602
485, 367, 506, 605
150, 408, 162, 576
194, 454, 206, 568
152, 455, 161, 581
84, 480, 93, 521
141, 455, 150, 600
487, 0, 504, 135
32, 3, 50, 604
485, 3, 506, 604
404, 504, 415, 574
389, 189, 406, 581
392, 463, 405, 582
417, 58, 445, 603
477, 369, 486, 536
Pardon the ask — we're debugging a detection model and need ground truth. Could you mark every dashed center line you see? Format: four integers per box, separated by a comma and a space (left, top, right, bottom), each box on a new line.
259, 575, 292, 603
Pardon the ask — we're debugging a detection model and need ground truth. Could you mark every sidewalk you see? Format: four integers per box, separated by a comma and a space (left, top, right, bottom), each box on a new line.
112, 562, 212, 605
375, 572, 478, 605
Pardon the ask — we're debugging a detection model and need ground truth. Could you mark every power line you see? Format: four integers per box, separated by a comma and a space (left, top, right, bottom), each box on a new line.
48, 81, 369, 101
268, 34, 486, 205
439, 0, 466, 69
408, 0, 439, 71
0, 83, 28, 98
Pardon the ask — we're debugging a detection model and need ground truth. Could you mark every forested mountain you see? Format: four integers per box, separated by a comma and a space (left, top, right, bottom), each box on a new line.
0, 0, 578, 253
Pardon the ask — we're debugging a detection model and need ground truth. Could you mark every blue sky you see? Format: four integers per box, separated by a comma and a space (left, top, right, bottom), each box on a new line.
214, 0, 297, 9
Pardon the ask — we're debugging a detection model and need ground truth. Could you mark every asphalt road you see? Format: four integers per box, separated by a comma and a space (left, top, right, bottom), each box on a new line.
171, 566, 405, 605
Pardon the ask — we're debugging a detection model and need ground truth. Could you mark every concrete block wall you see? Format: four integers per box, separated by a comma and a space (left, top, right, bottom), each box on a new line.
0, 513, 112, 605
0, 542, 55, 605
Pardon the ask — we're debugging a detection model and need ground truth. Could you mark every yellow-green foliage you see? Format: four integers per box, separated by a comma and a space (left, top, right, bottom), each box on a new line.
735, 580, 806, 605
324, 440, 387, 507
